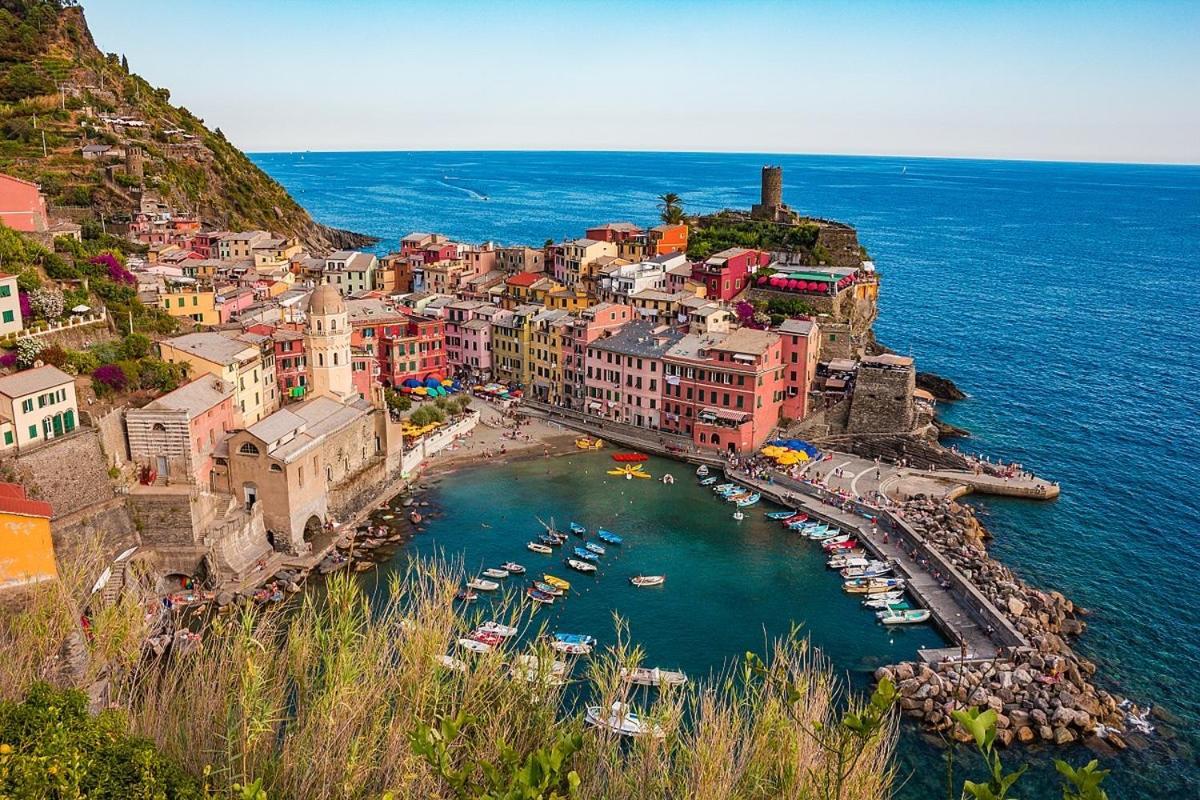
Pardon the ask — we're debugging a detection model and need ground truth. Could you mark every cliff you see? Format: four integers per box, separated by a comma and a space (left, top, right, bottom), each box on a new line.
0, 1, 374, 251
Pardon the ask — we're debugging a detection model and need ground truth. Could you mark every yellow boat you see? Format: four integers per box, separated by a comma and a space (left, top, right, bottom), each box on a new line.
575, 436, 604, 450
543, 574, 571, 591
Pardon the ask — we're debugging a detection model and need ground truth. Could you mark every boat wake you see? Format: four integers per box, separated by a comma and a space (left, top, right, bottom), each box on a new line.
437, 178, 488, 201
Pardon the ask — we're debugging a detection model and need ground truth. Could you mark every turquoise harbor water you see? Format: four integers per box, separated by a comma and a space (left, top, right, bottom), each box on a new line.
254, 151, 1200, 797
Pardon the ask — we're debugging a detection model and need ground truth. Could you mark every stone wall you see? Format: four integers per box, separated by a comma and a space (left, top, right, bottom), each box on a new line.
89, 406, 129, 469
847, 364, 915, 433
814, 224, 863, 267
790, 395, 851, 438
0, 427, 115, 516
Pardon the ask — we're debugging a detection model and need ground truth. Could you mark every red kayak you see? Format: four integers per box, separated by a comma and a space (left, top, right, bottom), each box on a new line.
611, 453, 649, 463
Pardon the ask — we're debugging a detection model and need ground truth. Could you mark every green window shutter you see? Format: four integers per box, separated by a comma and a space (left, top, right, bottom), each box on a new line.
29, 425, 37, 439
0, 285, 10, 297
1, 310, 12, 323
3, 431, 12, 445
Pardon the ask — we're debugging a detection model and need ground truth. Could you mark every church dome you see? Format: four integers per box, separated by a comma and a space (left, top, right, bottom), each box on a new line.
309, 283, 345, 316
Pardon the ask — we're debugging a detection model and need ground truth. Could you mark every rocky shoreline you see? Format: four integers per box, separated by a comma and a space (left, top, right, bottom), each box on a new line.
876, 497, 1151, 750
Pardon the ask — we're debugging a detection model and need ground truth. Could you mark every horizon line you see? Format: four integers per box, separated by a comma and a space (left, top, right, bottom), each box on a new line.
244, 147, 1200, 170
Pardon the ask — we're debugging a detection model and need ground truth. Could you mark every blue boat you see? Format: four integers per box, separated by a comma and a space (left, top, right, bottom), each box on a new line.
538, 534, 562, 546
533, 580, 563, 596
699, 476, 717, 486
569, 522, 586, 536
597, 529, 623, 545
584, 541, 606, 555
573, 547, 600, 562
765, 510, 798, 520
554, 632, 597, 647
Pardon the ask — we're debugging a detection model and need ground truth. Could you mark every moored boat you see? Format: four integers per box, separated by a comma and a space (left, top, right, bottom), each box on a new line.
526, 587, 556, 604
735, 493, 761, 507
827, 556, 870, 570
533, 580, 564, 596
862, 590, 905, 608
503, 562, 526, 574
435, 654, 467, 672
542, 574, 571, 591
840, 563, 894, 580
572, 547, 600, 562
482, 567, 509, 579
469, 630, 505, 647
455, 589, 478, 603
569, 522, 587, 536
612, 452, 648, 463
732, 510, 744, 520
699, 476, 718, 486
478, 621, 518, 637
527, 542, 553, 554
566, 558, 597, 573
553, 632, 597, 647
620, 666, 688, 687
713, 483, 736, 493
822, 537, 859, 551
878, 608, 932, 625
584, 702, 664, 739
584, 541, 606, 555
457, 637, 492, 653
766, 510, 800, 520
597, 529, 623, 545
467, 578, 500, 591
552, 640, 593, 655
696, 465, 709, 476
843, 577, 906, 594
630, 574, 665, 587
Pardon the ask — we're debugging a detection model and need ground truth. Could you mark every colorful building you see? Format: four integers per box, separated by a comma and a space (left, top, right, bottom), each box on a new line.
0, 482, 55, 590
0, 273, 23, 336
125, 376, 236, 487
562, 302, 634, 411
554, 238, 618, 288
584, 320, 684, 429
0, 173, 48, 233
777, 318, 820, 421
662, 328, 785, 453
649, 223, 688, 256
159, 332, 278, 426
692, 247, 771, 301
528, 308, 570, 404
0, 366, 79, 453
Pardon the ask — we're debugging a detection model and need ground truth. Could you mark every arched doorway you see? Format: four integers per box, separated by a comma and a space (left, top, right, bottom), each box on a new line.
242, 482, 258, 511
304, 515, 323, 543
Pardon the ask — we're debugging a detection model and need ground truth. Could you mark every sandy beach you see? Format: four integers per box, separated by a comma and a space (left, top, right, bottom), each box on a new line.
421, 398, 580, 477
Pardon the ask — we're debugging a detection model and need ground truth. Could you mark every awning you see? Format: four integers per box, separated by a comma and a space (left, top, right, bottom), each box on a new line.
699, 407, 751, 424
588, 400, 602, 409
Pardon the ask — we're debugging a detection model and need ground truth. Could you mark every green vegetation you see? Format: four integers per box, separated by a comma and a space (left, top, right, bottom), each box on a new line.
687, 213, 821, 261
657, 192, 683, 225
384, 388, 412, 414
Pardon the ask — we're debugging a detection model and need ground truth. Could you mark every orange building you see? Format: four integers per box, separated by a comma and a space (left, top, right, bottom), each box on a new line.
649, 223, 688, 256
0, 482, 55, 590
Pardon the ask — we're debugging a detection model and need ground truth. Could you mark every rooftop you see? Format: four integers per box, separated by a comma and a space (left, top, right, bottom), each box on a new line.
0, 365, 74, 399
162, 332, 258, 366
777, 318, 816, 336
590, 320, 685, 358
141, 377, 233, 418
708, 327, 779, 357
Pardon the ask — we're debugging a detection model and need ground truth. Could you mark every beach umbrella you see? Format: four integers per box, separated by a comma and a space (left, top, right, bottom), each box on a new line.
424, 377, 441, 388
441, 379, 452, 387
414, 387, 428, 395
402, 378, 421, 388
769, 276, 786, 287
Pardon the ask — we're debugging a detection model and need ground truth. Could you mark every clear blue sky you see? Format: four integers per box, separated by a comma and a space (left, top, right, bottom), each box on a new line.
83, 0, 1200, 163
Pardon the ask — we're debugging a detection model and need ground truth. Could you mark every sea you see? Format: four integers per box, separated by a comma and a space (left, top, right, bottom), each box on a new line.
251, 150, 1200, 798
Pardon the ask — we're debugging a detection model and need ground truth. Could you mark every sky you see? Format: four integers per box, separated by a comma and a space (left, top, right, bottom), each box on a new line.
83, 0, 1200, 164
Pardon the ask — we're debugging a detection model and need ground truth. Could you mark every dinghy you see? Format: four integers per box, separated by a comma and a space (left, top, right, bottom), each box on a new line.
542, 575, 571, 591
553, 633, 597, 647
630, 575, 665, 587
735, 493, 760, 508
584, 541, 606, 555
878, 608, 932, 625
621, 666, 688, 687
843, 577, 905, 594
503, 562, 526, 574
467, 578, 500, 591
861, 590, 905, 607
469, 631, 505, 647
732, 510, 744, 521
569, 522, 587, 536
696, 465, 709, 476
533, 581, 564, 596
585, 702, 664, 739
713, 483, 736, 493
572, 547, 600, 562
527, 542, 553, 554
699, 476, 718, 486
457, 637, 492, 654
827, 556, 871, 570
552, 640, 593, 655
566, 558, 597, 573
478, 621, 518, 638
526, 587, 555, 604
597, 529, 623, 545
455, 589, 478, 603
766, 510, 800, 520
482, 567, 509, 579
840, 563, 894, 580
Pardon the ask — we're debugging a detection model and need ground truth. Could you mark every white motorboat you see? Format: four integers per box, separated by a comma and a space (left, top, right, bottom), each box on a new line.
502, 562, 526, 574
551, 639, 593, 655
457, 637, 493, 654
630, 575, 665, 587
878, 608, 932, 625
482, 567, 509, 579
584, 702, 665, 739
696, 465, 709, 476
527, 542, 553, 554
862, 590, 905, 608
620, 666, 688, 687
826, 555, 869, 569
478, 621, 518, 638
467, 578, 500, 591
566, 558, 597, 573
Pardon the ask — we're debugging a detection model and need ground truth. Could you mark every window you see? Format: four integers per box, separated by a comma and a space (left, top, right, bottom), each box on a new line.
3, 431, 11, 445
0, 285, 10, 298
21, 399, 32, 413
28, 425, 37, 439
238, 442, 260, 456
1, 310, 12, 323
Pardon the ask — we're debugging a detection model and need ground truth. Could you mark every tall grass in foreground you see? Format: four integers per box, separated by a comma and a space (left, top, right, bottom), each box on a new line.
0, 555, 895, 799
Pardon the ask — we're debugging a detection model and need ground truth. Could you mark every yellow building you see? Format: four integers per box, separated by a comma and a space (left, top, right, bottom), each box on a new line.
160, 284, 218, 326
490, 304, 540, 386
0, 482, 56, 590
159, 332, 278, 426
554, 239, 618, 288
528, 309, 569, 404
544, 286, 590, 311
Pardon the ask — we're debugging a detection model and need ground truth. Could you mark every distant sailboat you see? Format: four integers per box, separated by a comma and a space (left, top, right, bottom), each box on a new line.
901, 166, 907, 174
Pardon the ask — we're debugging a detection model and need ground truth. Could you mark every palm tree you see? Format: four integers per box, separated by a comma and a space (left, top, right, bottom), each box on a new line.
658, 193, 684, 225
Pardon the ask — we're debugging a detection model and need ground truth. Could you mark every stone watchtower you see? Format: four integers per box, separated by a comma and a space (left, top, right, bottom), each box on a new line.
305, 283, 353, 400
847, 356, 916, 434
751, 165, 794, 222
125, 146, 144, 180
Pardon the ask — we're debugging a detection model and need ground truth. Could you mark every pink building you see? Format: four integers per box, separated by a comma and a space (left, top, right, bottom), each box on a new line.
563, 302, 634, 411
691, 247, 770, 302
585, 222, 643, 243
662, 327, 785, 453
777, 318, 820, 421
125, 376, 236, 487
584, 320, 684, 429
0, 173, 48, 233
215, 287, 257, 323
445, 300, 493, 377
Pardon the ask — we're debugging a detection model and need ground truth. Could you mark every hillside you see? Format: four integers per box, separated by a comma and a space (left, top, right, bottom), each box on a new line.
0, 0, 374, 251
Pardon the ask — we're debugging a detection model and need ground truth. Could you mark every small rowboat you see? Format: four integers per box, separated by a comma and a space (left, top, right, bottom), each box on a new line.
630, 575, 665, 587
612, 452, 648, 463
543, 574, 571, 591
862, 590, 905, 607
553, 632, 597, 647
526, 587, 556, 604
538, 534, 564, 546
527, 542, 553, 554
822, 537, 858, 551
699, 476, 718, 486
572, 547, 600, 562
878, 608, 931, 625
552, 640, 593, 655
732, 510, 744, 521
827, 554, 869, 569
840, 564, 894, 580
713, 483, 736, 493
510, 654, 569, 685
735, 493, 761, 508
621, 666, 688, 687
575, 436, 603, 450
566, 558, 597, 573
455, 589, 478, 603
458, 637, 493, 654
868, 600, 912, 612
435, 654, 467, 672
765, 510, 800, 520
585, 702, 664, 739
503, 562, 526, 574
482, 567, 509, 579
478, 621, 518, 637
569, 522, 587, 536
843, 577, 905, 594
584, 541, 606, 555
467, 578, 500, 591
533, 581, 564, 596
597, 530, 623, 545
696, 465, 710, 476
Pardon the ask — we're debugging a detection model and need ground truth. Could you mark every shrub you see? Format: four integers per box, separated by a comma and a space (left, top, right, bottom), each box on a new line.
91, 363, 129, 395
17, 291, 32, 322
13, 338, 44, 369
15, 269, 41, 293
119, 332, 151, 360
66, 349, 98, 376
28, 288, 64, 321
0, 683, 202, 799
0, 352, 16, 369
35, 344, 68, 368
384, 388, 411, 413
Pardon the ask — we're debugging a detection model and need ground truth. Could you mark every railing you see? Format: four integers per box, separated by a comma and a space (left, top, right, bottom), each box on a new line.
1, 309, 108, 343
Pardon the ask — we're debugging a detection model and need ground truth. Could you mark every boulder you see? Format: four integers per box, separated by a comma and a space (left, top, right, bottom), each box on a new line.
1007, 596, 1027, 617
1017, 726, 1035, 743
1054, 726, 1077, 745
1039, 725, 1055, 742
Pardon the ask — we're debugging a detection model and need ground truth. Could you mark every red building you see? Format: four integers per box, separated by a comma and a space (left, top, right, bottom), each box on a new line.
0, 173, 48, 233
662, 327, 785, 453
777, 318, 820, 421
691, 247, 770, 302
346, 298, 448, 388
247, 324, 308, 401
585, 222, 643, 243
